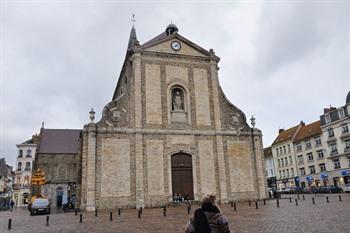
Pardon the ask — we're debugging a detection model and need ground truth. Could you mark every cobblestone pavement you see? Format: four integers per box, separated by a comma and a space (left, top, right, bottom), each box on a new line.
1, 194, 350, 233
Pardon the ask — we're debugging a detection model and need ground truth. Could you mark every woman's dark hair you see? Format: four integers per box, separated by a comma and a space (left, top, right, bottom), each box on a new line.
193, 202, 221, 233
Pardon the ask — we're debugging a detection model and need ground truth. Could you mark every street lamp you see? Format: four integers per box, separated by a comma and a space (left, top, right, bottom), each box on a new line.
89, 108, 95, 123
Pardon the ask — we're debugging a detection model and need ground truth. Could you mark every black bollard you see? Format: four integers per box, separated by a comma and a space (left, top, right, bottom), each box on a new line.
249, 200, 251, 206
46, 216, 49, 226
110, 212, 113, 221
234, 202, 237, 211
326, 196, 329, 203
297, 194, 300, 200
118, 208, 121, 216
312, 197, 315, 205
75, 209, 77, 216
163, 206, 166, 216
339, 195, 342, 202
230, 201, 233, 208
289, 197, 292, 203
255, 201, 258, 209
95, 209, 98, 217
276, 199, 279, 208
187, 204, 191, 214
263, 199, 266, 205
79, 213, 83, 223
8, 219, 12, 230
138, 209, 141, 218
295, 199, 298, 206
302, 195, 305, 200
140, 207, 143, 214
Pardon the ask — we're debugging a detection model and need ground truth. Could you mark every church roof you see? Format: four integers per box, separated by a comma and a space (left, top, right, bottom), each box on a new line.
37, 129, 81, 154
140, 31, 168, 48
127, 26, 138, 50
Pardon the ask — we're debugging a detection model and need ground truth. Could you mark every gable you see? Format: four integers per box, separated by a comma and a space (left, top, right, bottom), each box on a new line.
141, 34, 210, 57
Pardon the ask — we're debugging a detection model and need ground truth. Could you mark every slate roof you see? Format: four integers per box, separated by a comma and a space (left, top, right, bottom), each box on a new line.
37, 129, 81, 154
140, 31, 168, 48
272, 124, 300, 145
293, 120, 321, 143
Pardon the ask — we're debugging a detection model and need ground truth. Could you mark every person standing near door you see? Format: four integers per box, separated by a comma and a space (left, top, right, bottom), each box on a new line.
185, 194, 231, 233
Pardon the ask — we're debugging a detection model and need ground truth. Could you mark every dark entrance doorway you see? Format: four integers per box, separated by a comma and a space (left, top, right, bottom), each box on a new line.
171, 153, 194, 200
56, 187, 63, 208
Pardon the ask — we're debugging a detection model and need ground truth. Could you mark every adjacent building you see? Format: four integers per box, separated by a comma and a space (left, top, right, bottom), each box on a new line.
270, 91, 350, 189
13, 135, 39, 206
264, 147, 276, 189
81, 24, 267, 211
32, 128, 81, 208
0, 158, 14, 208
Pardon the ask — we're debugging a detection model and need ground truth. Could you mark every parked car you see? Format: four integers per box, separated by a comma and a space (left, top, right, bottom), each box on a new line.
30, 198, 50, 215
327, 185, 343, 193
342, 184, 350, 193
289, 187, 303, 194
278, 187, 290, 194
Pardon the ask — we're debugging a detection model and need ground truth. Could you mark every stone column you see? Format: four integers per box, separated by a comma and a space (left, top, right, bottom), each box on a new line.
133, 52, 144, 208
85, 123, 97, 211
254, 132, 268, 199
209, 58, 228, 202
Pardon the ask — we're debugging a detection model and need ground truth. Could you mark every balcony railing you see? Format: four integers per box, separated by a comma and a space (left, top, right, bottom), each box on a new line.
330, 150, 338, 156
344, 147, 350, 153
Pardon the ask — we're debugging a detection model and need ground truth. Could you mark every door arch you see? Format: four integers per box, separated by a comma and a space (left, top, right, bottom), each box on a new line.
171, 153, 194, 200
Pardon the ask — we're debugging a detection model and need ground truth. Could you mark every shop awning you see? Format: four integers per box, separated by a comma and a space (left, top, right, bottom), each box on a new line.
341, 170, 350, 176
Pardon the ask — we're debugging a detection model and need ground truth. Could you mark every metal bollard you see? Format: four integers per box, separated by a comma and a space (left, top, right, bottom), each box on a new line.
163, 206, 166, 216
46, 216, 49, 226
138, 209, 141, 218
297, 194, 300, 200
187, 204, 191, 214
118, 208, 121, 216
95, 209, 98, 217
75, 209, 77, 216
140, 207, 143, 214
326, 196, 329, 203
302, 195, 305, 200
289, 197, 292, 203
276, 199, 279, 208
110, 212, 113, 221
295, 199, 298, 206
249, 200, 251, 206
230, 201, 233, 208
8, 219, 12, 230
312, 197, 315, 204
263, 199, 266, 205
79, 213, 83, 223
255, 201, 258, 209
339, 195, 342, 202
234, 202, 237, 211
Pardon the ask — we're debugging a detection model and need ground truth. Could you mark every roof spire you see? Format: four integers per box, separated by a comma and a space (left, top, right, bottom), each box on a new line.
128, 14, 138, 50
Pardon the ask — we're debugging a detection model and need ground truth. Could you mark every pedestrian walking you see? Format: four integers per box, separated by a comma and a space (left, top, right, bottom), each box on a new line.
185, 194, 231, 233
10, 200, 15, 212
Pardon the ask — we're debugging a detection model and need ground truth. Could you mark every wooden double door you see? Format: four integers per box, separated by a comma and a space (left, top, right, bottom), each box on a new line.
171, 153, 194, 200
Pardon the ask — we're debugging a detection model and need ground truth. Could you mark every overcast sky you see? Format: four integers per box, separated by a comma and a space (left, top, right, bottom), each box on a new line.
1, 0, 349, 167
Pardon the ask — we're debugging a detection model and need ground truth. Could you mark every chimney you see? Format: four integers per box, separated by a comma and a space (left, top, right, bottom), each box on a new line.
279, 129, 285, 134
300, 121, 305, 126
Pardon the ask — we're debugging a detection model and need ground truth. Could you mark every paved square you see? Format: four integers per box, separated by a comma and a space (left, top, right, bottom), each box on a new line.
0, 194, 349, 233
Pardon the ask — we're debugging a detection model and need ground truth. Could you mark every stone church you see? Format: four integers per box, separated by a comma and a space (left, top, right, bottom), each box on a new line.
80, 24, 267, 211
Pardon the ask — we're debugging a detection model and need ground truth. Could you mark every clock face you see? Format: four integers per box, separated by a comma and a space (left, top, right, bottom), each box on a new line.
171, 41, 181, 51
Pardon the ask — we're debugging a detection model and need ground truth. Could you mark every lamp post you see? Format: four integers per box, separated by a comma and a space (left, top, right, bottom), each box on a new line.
89, 108, 95, 123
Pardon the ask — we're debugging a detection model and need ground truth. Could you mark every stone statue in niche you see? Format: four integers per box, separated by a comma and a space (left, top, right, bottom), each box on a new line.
172, 89, 184, 111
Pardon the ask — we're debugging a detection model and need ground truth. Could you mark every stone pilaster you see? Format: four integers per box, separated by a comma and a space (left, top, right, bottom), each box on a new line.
133, 52, 144, 208
210, 59, 228, 201
86, 123, 97, 211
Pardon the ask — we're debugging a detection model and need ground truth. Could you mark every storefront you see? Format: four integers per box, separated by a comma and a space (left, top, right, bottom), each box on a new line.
341, 169, 350, 184
320, 172, 329, 186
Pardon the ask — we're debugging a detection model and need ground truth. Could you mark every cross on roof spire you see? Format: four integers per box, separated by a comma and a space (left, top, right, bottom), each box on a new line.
131, 13, 136, 26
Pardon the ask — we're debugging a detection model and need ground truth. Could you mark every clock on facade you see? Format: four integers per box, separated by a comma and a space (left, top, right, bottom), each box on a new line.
171, 41, 181, 51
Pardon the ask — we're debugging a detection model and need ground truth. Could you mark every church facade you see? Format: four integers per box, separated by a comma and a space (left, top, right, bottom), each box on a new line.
80, 24, 267, 210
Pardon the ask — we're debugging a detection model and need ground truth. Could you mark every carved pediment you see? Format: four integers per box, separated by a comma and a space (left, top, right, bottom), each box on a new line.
98, 94, 130, 128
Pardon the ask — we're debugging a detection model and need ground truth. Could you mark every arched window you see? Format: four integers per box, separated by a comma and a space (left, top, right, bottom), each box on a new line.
17, 162, 22, 171
26, 149, 32, 157
18, 150, 23, 157
24, 175, 30, 185
25, 162, 31, 171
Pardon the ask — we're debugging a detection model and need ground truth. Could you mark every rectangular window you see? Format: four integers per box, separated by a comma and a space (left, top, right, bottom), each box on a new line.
344, 140, 350, 152
325, 114, 331, 124
309, 165, 316, 174
296, 143, 302, 152
286, 169, 290, 177
283, 170, 286, 178
291, 168, 294, 177
283, 146, 286, 154
270, 169, 274, 176
317, 150, 324, 159
305, 140, 311, 149
299, 167, 305, 175
330, 144, 338, 155
342, 124, 349, 134
307, 152, 314, 161
315, 137, 322, 146
338, 108, 345, 118
289, 156, 293, 164
287, 144, 291, 153
279, 170, 282, 178
333, 159, 341, 169
276, 148, 279, 156
285, 157, 288, 166
298, 155, 304, 164
319, 163, 326, 172
328, 128, 335, 137
278, 159, 280, 167
281, 159, 285, 167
